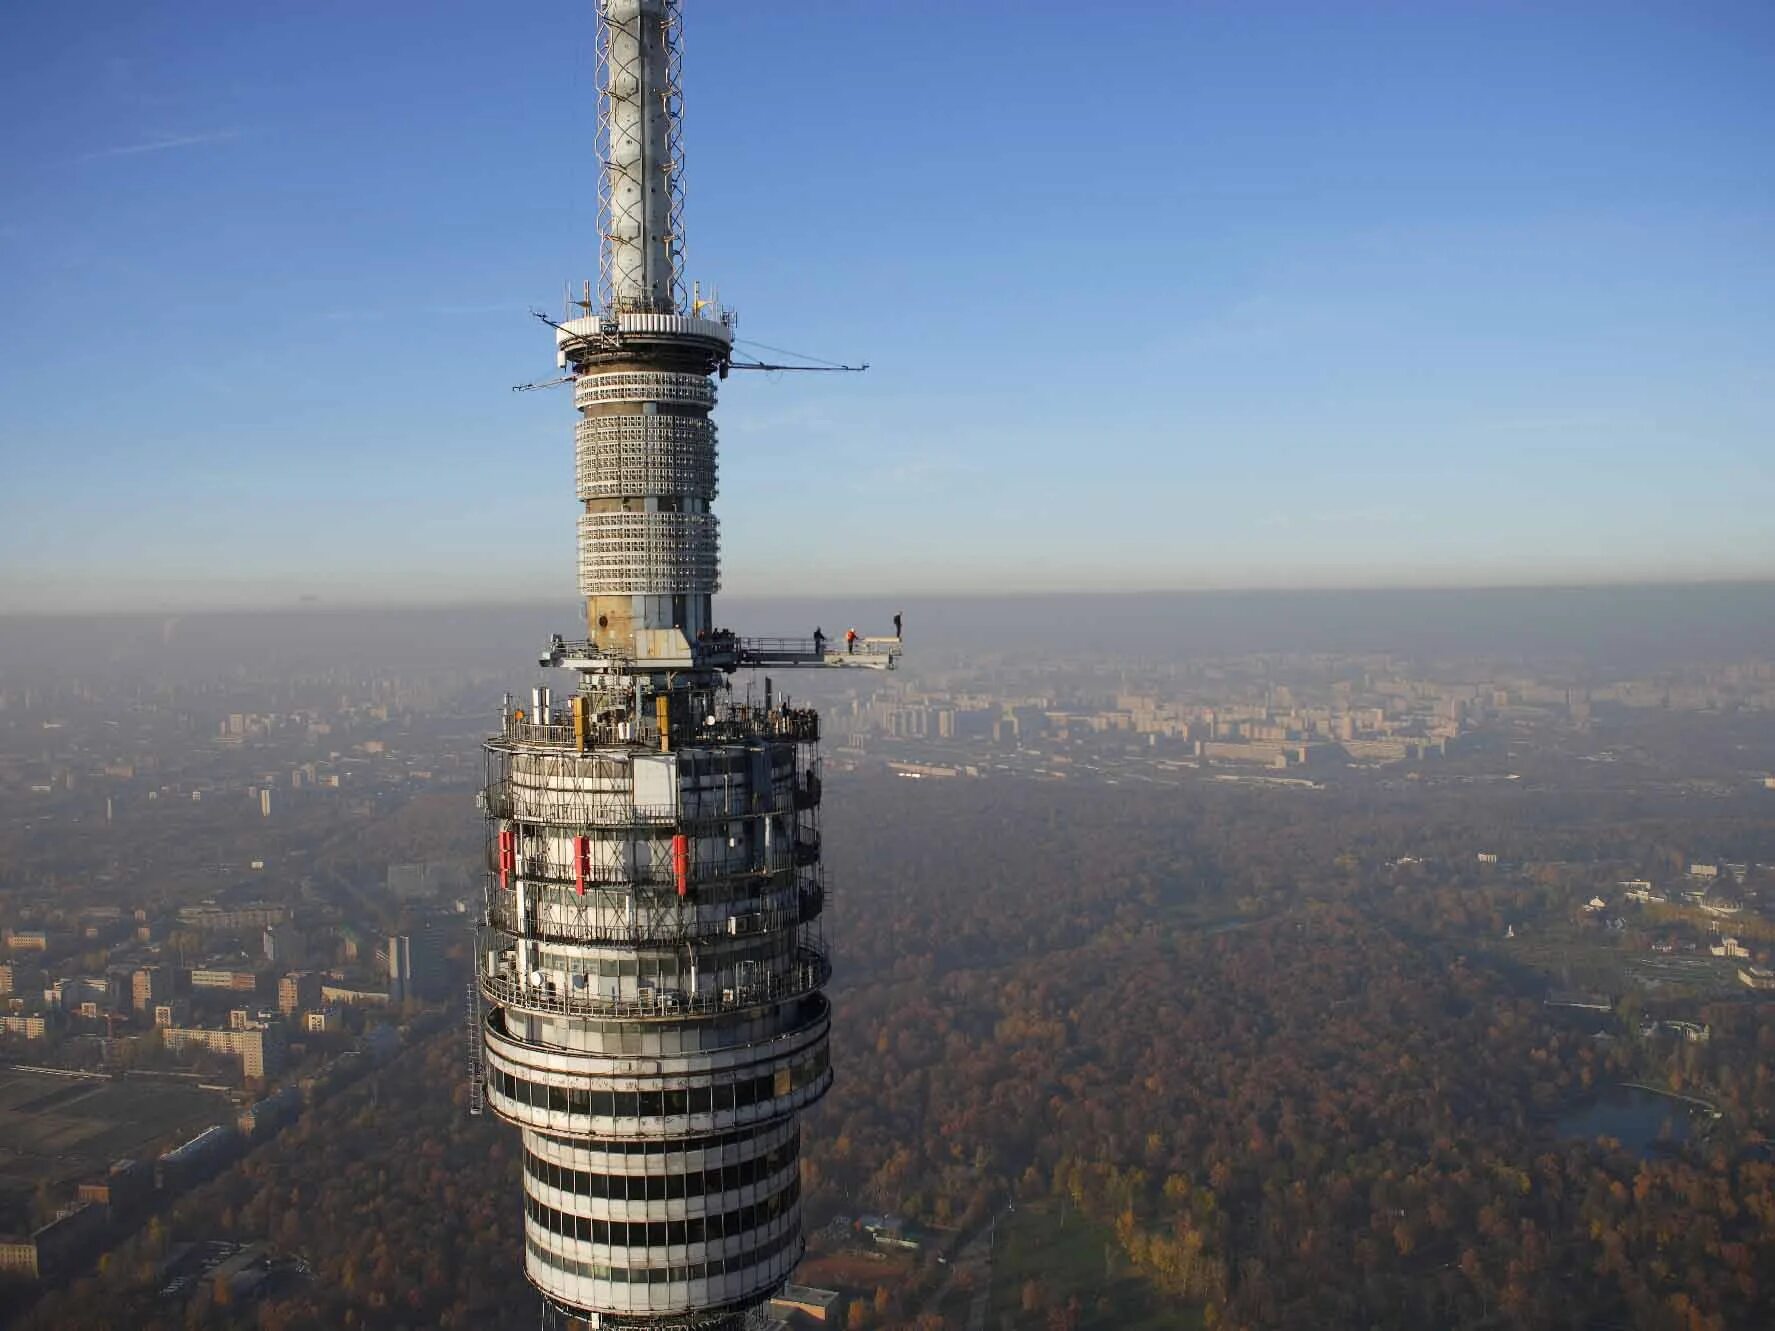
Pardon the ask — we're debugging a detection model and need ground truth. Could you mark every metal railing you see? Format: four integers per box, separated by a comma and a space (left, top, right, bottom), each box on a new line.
480, 946, 830, 1019
484, 849, 803, 892
490, 704, 819, 752
483, 781, 811, 831
485, 889, 817, 947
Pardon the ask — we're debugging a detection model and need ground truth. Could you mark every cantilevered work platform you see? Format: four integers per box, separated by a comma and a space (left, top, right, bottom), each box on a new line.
540, 633, 902, 674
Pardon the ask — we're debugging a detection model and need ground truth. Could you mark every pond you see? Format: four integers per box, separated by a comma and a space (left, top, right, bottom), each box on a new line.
1558, 1086, 1698, 1156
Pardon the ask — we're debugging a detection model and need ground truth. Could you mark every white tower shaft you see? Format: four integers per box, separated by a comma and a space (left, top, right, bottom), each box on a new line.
482, 8, 840, 1331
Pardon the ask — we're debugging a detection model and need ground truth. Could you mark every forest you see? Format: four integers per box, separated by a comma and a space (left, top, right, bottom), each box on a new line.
13, 770, 1775, 1329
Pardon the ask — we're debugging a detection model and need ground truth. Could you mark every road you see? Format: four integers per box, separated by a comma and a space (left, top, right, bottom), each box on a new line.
918, 1203, 1013, 1330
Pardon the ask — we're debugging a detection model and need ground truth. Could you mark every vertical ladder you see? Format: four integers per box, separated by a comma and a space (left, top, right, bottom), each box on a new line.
465, 977, 484, 1117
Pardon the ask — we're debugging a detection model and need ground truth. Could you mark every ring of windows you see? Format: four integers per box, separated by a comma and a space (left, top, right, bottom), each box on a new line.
525, 1176, 799, 1250
525, 1226, 797, 1290
487, 1044, 828, 1119
524, 1136, 798, 1202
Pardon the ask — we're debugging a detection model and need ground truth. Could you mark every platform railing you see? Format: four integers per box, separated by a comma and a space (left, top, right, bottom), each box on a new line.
484, 887, 817, 947
483, 783, 813, 831
480, 946, 830, 1019
491, 703, 818, 752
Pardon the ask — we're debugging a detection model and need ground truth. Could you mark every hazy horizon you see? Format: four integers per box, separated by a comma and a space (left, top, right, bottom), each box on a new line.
4, 573, 1775, 619
6, 583, 1775, 681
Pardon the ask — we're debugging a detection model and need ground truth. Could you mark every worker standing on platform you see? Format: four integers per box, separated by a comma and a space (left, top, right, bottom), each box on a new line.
813, 627, 826, 656
845, 628, 857, 654
893, 611, 902, 640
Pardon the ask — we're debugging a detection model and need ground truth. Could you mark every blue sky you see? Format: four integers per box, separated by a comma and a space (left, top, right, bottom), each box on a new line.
1, 0, 1771, 612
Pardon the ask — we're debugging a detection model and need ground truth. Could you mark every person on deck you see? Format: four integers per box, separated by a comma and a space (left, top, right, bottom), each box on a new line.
845, 628, 858, 654
893, 611, 903, 640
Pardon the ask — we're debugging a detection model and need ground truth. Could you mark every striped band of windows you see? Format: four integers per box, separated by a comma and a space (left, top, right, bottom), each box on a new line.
525, 1176, 800, 1249
525, 1135, 797, 1202
525, 1225, 797, 1287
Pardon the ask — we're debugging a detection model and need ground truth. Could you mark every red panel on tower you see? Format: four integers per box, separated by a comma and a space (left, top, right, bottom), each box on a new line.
574, 836, 589, 896
673, 834, 689, 897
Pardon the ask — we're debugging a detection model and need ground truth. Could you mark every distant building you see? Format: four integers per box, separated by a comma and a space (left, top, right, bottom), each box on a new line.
1640, 1019, 1712, 1044
0, 1202, 105, 1280
1198, 739, 1298, 769
2, 928, 52, 953
387, 930, 443, 1002
1740, 966, 1775, 992
1545, 991, 1613, 1012
0, 960, 45, 996
190, 966, 263, 994
208, 1240, 273, 1302
0, 1013, 50, 1040
320, 981, 388, 1007
1342, 736, 1443, 762
855, 1213, 920, 1249
153, 998, 191, 1028
156, 1125, 239, 1189
263, 924, 303, 966
0, 1238, 32, 1278
159, 1024, 285, 1079
771, 1284, 843, 1323
237, 1086, 302, 1139
76, 1159, 153, 1219
131, 966, 169, 1013
277, 971, 320, 1016
49, 976, 109, 1012
176, 904, 287, 932
304, 1007, 343, 1034
1709, 937, 1750, 959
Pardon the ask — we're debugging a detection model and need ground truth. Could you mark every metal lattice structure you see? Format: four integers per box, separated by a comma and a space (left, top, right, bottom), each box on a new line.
595, 0, 688, 314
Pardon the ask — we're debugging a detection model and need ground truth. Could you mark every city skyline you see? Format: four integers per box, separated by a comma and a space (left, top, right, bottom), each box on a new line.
3, 0, 1773, 611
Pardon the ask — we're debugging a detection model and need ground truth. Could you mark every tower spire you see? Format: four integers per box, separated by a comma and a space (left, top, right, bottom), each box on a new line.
598, 0, 687, 314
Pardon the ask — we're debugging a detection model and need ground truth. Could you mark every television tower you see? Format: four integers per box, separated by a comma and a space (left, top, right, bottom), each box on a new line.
479, 4, 895, 1328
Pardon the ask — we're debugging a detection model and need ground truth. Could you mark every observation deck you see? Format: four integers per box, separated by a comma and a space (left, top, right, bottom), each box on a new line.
555, 310, 736, 370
